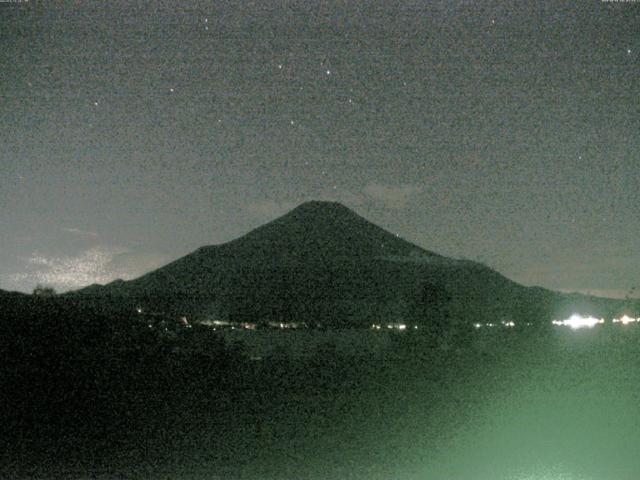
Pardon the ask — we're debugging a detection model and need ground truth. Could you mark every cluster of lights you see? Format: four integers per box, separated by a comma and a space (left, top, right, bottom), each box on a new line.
612, 315, 639, 325
552, 313, 640, 329
552, 314, 604, 329
473, 321, 518, 329
371, 324, 418, 331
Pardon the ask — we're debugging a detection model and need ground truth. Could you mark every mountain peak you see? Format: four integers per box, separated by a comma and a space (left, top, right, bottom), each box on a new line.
291, 200, 353, 213
216, 200, 432, 261
282, 200, 366, 225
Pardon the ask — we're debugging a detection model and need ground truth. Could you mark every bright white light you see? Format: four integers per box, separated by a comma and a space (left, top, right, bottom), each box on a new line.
613, 315, 638, 325
553, 314, 604, 329
397, 324, 406, 331
473, 323, 482, 329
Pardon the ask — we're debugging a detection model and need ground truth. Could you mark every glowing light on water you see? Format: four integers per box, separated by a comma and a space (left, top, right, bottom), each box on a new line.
506, 463, 594, 480
512, 474, 586, 480
552, 314, 604, 329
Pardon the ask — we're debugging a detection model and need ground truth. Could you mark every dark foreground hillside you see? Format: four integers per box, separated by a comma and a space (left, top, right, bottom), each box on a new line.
0, 297, 492, 479
3, 298, 640, 479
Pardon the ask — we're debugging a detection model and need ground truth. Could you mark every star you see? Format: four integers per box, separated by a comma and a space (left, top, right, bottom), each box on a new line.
169, 87, 174, 93
94, 101, 99, 106
278, 64, 283, 69
627, 49, 632, 55
326, 69, 331, 75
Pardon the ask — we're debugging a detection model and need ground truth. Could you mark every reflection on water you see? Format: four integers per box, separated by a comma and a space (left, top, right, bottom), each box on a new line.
409, 326, 640, 480
10, 316, 640, 480
210, 324, 640, 480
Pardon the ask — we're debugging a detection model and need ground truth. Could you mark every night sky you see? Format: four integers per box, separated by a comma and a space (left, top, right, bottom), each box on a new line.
1, 0, 638, 297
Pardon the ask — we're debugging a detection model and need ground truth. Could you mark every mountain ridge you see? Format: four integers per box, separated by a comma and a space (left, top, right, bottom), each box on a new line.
69, 201, 630, 326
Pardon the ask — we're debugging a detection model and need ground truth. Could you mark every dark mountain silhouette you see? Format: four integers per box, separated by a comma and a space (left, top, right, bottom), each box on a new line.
70, 201, 629, 327
0, 289, 25, 297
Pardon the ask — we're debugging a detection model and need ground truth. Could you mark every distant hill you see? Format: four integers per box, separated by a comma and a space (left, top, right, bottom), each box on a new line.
70, 201, 631, 327
0, 288, 24, 295
0, 289, 26, 299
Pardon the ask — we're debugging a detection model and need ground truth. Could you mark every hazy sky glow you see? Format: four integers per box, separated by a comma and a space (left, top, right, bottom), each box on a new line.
1, 0, 639, 296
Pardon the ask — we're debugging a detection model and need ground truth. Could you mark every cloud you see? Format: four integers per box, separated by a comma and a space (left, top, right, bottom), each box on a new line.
362, 182, 423, 208
62, 227, 99, 238
10, 245, 168, 292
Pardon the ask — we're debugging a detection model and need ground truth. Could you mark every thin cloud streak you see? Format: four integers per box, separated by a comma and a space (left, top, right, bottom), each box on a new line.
61, 227, 99, 238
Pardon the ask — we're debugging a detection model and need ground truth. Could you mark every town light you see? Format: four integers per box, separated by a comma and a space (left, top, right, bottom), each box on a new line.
552, 314, 604, 329
613, 315, 638, 325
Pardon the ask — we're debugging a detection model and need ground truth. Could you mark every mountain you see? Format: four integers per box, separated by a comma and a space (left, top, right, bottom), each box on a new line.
71, 201, 630, 326
0, 289, 32, 320
0, 289, 27, 300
